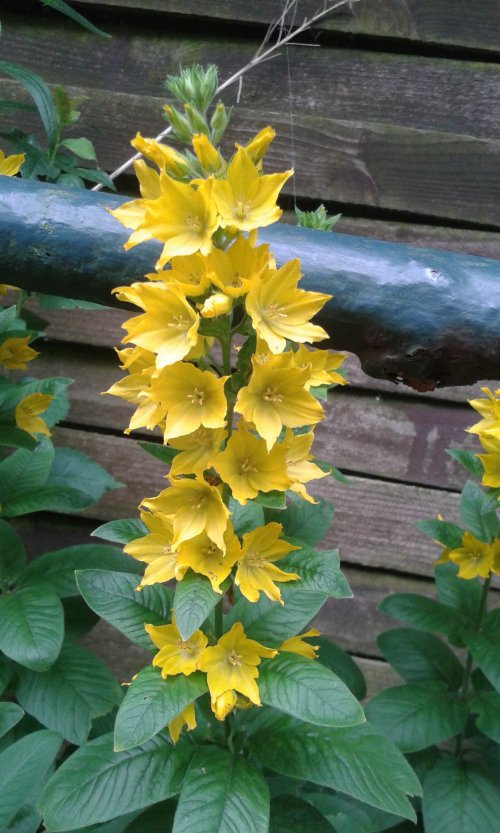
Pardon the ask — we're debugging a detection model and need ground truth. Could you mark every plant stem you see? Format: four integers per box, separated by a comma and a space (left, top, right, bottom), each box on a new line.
455, 575, 491, 755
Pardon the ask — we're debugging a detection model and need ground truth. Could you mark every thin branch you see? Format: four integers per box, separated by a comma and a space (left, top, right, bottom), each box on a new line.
91, 0, 360, 191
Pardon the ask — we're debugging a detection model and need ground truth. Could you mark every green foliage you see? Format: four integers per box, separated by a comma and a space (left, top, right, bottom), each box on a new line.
295, 204, 342, 232
378, 593, 461, 640
279, 543, 352, 597
377, 628, 464, 689
41, 0, 111, 38
422, 755, 500, 833
459, 480, 500, 542
0, 584, 64, 671
92, 518, 148, 545
465, 609, 500, 691
0, 729, 61, 829
265, 493, 334, 546
228, 584, 326, 645
174, 572, 225, 641
316, 637, 367, 700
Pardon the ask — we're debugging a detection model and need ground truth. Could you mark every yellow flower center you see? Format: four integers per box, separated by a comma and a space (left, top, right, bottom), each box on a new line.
239, 457, 258, 475
230, 272, 243, 288
187, 387, 205, 406
227, 649, 242, 667
202, 543, 219, 558
245, 551, 264, 568
192, 496, 206, 510
263, 386, 283, 403
185, 214, 203, 233
235, 199, 250, 220
167, 315, 189, 330
176, 638, 195, 657
265, 303, 286, 319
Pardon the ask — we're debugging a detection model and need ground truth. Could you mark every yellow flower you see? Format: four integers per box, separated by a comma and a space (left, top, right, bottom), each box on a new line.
199, 293, 233, 319
211, 690, 238, 721
0, 149, 24, 176
212, 147, 292, 232
282, 428, 328, 503
198, 622, 277, 709
168, 703, 197, 744
214, 426, 290, 504
235, 353, 324, 450
234, 522, 300, 604
0, 336, 38, 370
111, 176, 218, 269
138, 362, 228, 441
208, 237, 270, 299
169, 426, 227, 477
477, 434, 500, 489
106, 158, 163, 234
150, 253, 212, 298
492, 539, 500, 577
114, 282, 200, 368
243, 126, 275, 165
279, 629, 321, 659
177, 525, 241, 593
246, 259, 330, 353
142, 477, 230, 552
192, 134, 224, 174
145, 615, 208, 678
131, 132, 189, 177
448, 531, 494, 579
292, 345, 347, 389
15, 393, 53, 438
123, 511, 187, 589
105, 347, 156, 405
467, 388, 500, 439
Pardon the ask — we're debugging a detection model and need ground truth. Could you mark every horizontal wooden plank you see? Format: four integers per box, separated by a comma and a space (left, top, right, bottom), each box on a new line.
3, 14, 498, 141
49, 426, 464, 579
70, 0, 500, 54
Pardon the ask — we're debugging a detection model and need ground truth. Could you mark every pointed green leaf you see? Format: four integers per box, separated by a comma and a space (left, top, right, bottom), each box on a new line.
470, 691, 500, 743
416, 519, 464, 549
47, 448, 123, 502
365, 682, 467, 752
266, 495, 333, 546
0, 440, 54, 504
19, 544, 140, 597
460, 480, 500, 542
434, 563, 482, 627
0, 61, 58, 148
60, 138, 96, 161
92, 518, 147, 546
0, 519, 26, 582
280, 544, 352, 597
249, 716, 421, 821
114, 666, 207, 751
0, 655, 12, 695
270, 795, 335, 833
259, 653, 364, 727
316, 637, 367, 700
172, 746, 269, 833
254, 490, 287, 509
377, 628, 464, 689
137, 442, 178, 465
0, 584, 64, 670
422, 755, 500, 833
227, 585, 326, 645
447, 449, 484, 480
174, 571, 221, 641
228, 498, 264, 536
378, 593, 461, 638
76, 570, 173, 650
39, 733, 190, 831
0, 702, 24, 739
466, 609, 500, 691
42, 0, 111, 38
0, 729, 61, 829
15, 643, 123, 745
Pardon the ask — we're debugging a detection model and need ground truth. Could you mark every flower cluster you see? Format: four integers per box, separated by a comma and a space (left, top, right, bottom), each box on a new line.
108, 127, 346, 740
468, 388, 500, 490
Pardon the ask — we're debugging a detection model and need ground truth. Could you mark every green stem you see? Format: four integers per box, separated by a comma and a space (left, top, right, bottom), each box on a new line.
455, 575, 491, 755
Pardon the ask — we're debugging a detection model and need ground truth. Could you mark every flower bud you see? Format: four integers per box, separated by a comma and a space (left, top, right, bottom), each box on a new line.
184, 103, 209, 136
192, 133, 223, 173
244, 126, 275, 164
212, 689, 238, 721
210, 102, 232, 145
200, 293, 233, 319
163, 104, 193, 144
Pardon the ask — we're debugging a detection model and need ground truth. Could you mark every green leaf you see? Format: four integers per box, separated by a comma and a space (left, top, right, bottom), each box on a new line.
416, 518, 464, 549
258, 653, 364, 728
173, 571, 221, 641
304, 790, 404, 833
0, 584, 64, 671
0, 440, 54, 505
365, 681, 467, 752
0, 61, 58, 150
377, 628, 464, 689
466, 609, 500, 691
0, 485, 96, 517
434, 562, 482, 628
122, 802, 177, 833
19, 544, 140, 597
0, 655, 12, 695
0, 703, 24, 739
15, 643, 123, 746
249, 716, 421, 821
5, 804, 42, 833
172, 746, 269, 833
73, 167, 116, 190
56, 173, 86, 189
316, 637, 367, 700
447, 448, 484, 479
254, 490, 287, 509
0, 377, 72, 428
227, 585, 326, 645
63, 596, 99, 641
266, 494, 333, 546
47, 448, 123, 502
39, 733, 190, 831
470, 691, 500, 743
270, 795, 334, 833
378, 593, 461, 638
137, 441, 179, 465
35, 294, 108, 310
114, 666, 207, 751
60, 137, 97, 160
228, 498, 264, 535
280, 544, 352, 597
0, 729, 61, 829
76, 570, 173, 650
92, 518, 148, 545
422, 754, 500, 833
0, 519, 26, 582
460, 480, 500, 542
42, 0, 111, 37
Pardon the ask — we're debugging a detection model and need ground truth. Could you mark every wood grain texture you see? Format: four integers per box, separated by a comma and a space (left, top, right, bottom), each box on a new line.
70, 0, 500, 53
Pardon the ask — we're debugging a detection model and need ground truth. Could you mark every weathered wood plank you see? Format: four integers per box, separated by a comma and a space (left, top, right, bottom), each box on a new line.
3, 14, 498, 140
70, 0, 500, 54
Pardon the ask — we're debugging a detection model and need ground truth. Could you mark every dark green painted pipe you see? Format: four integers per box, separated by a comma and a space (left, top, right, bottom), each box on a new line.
1, 177, 499, 389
